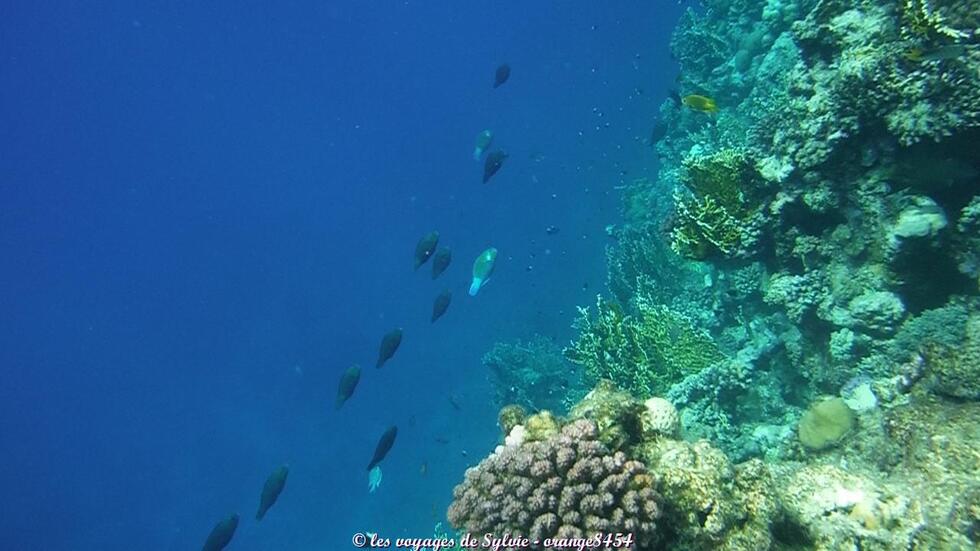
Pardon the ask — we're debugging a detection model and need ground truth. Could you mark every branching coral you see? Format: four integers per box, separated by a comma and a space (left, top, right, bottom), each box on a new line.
670, 149, 768, 259
900, 0, 973, 41
565, 294, 724, 399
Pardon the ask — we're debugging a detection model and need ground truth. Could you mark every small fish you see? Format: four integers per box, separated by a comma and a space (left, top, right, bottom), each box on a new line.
448, 393, 462, 411
201, 514, 238, 551
431, 247, 452, 279
335, 365, 361, 410
376, 328, 403, 368
545, 225, 560, 235
419, 462, 428, 476
473, 130, 493, 160
681, 94, 717, 112
648, 120, 667, 145
434, 436, 450, 444
414, 231, 439, 270
469, 247, 498, 296
256, 465, 289, 521
493, 64, 510, 88
483, 150, 508, 183
431, 290, 452, 323
367, 426, 398, 471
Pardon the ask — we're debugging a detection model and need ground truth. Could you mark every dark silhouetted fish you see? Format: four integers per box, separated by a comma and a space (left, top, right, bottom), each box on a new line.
648, 119, 667, 146
493, 64, 510, 88
202, 513, 238, 551
431, 247, 452, 279
431, 290, 452, 323
448, 393, 462, 411
256, 465, 289, 521
414, 231, 439, 270
483, 151, 508, 184
376, 328, 403, 368
335, 365, 361, 410
367, 426, 398, 471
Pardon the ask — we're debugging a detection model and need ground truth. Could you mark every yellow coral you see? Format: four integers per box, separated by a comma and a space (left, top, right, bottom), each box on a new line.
565, 294, 723, 398
901, 0, 970, 41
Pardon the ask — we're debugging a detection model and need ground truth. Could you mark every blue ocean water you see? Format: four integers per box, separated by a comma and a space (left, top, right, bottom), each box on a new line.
0, 2, 686, 549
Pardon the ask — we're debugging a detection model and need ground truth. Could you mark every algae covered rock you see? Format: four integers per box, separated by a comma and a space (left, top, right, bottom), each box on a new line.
638, 439, 776, 550
924, 313, 980, 401
497, 404, 527, 436
798, 397, 856, 451
567, 380, 646, 451
773, 463, 924, 550
522, 410, 560, 442
846, 290, 906, 336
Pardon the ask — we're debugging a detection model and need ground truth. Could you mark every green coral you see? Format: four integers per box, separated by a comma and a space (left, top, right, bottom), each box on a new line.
565, 293, 724, 399
797, 397, 857, 451
522, 410, 560, 442
497, 404, 527, 437
900, 0, 972, 41
671, 149, 765, 259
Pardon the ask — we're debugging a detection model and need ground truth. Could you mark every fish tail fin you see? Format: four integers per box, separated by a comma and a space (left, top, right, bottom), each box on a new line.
469, 279, 481, 296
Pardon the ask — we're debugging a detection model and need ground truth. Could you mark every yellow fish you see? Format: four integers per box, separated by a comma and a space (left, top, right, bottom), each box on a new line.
681, 94, 718, 112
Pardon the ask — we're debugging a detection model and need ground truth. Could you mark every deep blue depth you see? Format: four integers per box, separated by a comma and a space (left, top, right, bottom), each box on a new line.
0, 2, 686, 549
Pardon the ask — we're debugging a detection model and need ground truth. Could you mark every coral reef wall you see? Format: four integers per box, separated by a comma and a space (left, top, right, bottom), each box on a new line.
594, 0, 980, 458
450, 2, 979, 549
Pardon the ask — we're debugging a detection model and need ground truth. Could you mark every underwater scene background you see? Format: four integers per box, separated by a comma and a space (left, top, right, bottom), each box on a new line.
1, 1, 978, 550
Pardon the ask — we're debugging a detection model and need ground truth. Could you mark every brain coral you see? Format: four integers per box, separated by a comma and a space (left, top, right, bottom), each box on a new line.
447, 419, 662, 549
798, 397, 856, 451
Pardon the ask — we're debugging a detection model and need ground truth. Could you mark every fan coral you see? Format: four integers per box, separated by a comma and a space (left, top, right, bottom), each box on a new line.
565, 294, 723, 399
483, 335, 584, 413
447, 419, 662, 550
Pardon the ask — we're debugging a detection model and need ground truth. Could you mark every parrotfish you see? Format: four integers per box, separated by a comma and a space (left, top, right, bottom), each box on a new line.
493, 64, 510, 88
367, 426, 398, 471
376, 328, 403, 368
473, 130, 493, 160
483, 150, 508, 184
201, 513, 238, 551
431, 290, 452, 323
335, 365, 361, 409
681, 94, 718, 112
414, 231, 439, 270
469, 247, 498, 296
431, 247, 452, 279
255, 465, 289, 521
368, 465, 382, 493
